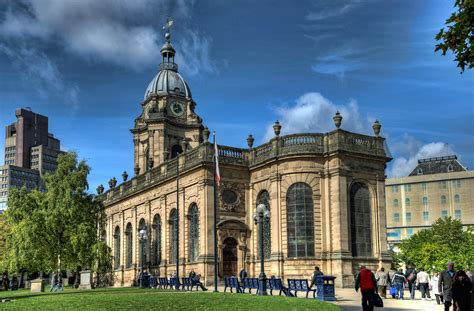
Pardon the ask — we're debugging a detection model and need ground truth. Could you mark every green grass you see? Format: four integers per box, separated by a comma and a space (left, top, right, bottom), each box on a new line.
0, 287, 340, 310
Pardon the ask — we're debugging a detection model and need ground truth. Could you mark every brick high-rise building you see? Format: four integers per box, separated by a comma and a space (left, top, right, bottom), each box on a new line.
0, 108, 61, 212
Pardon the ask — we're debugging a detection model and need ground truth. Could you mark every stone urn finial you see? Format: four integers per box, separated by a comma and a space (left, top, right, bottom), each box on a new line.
122, 171, 128, 182
96, 184, 104, 195
372, 120, 381, 137
108, 177, 117, 189
203, 126, 210, 143
333, 111, 343, 129
247, 134, 254, 149
273, 120, 282, 137
134, 166, 140, 176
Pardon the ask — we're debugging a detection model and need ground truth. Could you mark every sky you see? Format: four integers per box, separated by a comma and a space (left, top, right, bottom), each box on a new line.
0, 0, 473, 191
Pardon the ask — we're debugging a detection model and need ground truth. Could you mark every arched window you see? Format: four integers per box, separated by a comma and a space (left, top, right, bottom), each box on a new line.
350, 183, 372, 257
417, 168, 423, 175
454, 194, 460, 203
125, 223, 133, 268
405, 198, 411, 206
393, 199, 399, 207
153, 215, 162, 266
422, 197, 428, 205
169, 209, 178, 264
441, 195, 447, 204
171, 145, 183, 158
286, 183, 314, 258
114, 226, 121, 270
447, 164, 453, 172
188, 204, 199, 262
257, 190, 271, 259
138, 219, 146, 267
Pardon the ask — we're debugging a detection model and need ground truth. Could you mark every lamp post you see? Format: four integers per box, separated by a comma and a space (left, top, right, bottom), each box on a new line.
138, 227, 148, 288
253, 203, 270, 296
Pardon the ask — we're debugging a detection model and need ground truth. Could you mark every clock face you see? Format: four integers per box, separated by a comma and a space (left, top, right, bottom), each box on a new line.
170, 101, 185, 117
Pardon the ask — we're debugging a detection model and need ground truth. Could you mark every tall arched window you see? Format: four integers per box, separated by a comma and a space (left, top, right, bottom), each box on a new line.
138, 219, 146, 267
125, 223, 133, 268
188, 204, 199, 262
114, 226, 121, 270
286, 183, 314, 258
350, 183, 372, 257
153, 215, 161, 266
257, 190, 271, 259
169, 209, 178, 264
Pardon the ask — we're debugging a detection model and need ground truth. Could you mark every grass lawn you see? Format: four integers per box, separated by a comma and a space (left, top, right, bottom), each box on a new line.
0, 287, 341, 310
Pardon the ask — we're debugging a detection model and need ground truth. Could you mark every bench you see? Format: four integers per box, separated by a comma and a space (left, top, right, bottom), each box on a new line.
224, 276, 242, 293
287, 279, 317, 298
169, 277, 181, 290
158, 277, 169, 289
242, 278, 259, 294
149, 276, 157, 288
269, 278, 290, 296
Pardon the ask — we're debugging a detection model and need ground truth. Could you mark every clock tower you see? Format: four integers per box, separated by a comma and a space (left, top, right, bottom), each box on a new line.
131, 24, 204, 175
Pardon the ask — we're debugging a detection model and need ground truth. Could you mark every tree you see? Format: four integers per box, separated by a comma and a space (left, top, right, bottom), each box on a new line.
399, 217, 474, 272
435, 0, 474, 72
3, 152, 112, 278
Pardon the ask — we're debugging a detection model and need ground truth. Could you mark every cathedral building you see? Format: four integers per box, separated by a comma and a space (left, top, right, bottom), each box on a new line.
102, 28, 392, 288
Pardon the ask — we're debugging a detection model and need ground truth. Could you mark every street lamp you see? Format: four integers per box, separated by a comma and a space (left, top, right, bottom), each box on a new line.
138, 227, 148, 288
253, 203, 270, 296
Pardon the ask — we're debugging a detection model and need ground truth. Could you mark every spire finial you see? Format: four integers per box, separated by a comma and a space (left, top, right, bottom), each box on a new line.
163, 17, 174, 42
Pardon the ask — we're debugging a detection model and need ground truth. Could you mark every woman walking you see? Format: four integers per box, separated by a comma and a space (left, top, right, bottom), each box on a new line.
451, 270, 472, 311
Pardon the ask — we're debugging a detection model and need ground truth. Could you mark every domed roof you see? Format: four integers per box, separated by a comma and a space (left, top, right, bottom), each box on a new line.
144, 68, 191, 99
144, 27, 191, 100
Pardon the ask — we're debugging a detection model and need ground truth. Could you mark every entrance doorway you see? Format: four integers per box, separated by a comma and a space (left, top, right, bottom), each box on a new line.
222, 237, 238, 277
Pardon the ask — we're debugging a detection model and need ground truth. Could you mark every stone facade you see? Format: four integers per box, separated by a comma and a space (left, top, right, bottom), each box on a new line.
102, 28, 392, 288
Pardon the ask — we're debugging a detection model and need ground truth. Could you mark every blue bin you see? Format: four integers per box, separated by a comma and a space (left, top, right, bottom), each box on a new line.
315, 276, 336, 301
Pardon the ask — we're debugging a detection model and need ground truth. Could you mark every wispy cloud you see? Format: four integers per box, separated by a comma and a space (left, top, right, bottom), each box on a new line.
0, 44, 79, 111
263, 92, 373, 141
306, 0, 363, 21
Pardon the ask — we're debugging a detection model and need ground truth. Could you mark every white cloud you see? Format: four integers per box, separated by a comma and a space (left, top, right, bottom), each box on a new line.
387, 135, 456, 177
176, 30, 219, 76
0, 0, 216, 73
263, 92, 373, 141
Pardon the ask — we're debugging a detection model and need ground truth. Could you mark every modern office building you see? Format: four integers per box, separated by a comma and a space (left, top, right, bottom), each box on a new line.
386, 155, 474, 247
0, 108, 61, 212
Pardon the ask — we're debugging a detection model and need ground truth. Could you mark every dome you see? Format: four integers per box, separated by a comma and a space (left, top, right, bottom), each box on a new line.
144, 69, 191, 99
143, 28, 192, 100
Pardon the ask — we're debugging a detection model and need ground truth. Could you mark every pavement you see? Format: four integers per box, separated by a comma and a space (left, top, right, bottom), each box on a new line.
330, 288, 444, 311
211, 285, 444, 311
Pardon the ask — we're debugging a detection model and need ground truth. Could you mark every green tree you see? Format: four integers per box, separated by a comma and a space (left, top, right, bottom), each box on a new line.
435, 0, 474, 72
399, 217, 474, 272
3, 152, 111, 277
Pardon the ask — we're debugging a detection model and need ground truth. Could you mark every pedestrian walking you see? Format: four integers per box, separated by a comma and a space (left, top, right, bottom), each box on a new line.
391, 269, 407, 299
415, 268, 431, 300
375, 267, 389, 298
431, 271, 443, 305
355, 266, 377, 311
239, 268, 247, 283
405, 266, 417, 300
451, 270, 472, 311
438, 261, 457, 311
309, 266, 324, 289
2, 272, 9, 291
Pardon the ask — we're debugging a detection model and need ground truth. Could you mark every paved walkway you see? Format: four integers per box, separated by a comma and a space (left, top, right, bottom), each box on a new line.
211, 285, 444, 311
330, 288, 444, 311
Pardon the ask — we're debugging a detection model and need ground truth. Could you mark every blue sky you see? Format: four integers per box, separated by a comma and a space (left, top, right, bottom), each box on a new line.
0, 0, 473, 191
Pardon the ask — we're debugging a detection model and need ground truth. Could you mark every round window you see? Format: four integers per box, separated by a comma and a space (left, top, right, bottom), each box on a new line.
222, 189, 238, 205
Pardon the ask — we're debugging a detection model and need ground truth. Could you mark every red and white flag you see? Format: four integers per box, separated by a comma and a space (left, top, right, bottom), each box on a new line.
213, 132, 220, 186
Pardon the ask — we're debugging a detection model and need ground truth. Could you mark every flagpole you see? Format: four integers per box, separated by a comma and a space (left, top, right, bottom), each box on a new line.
176, 152, 180, 290
213, 132, 218, 292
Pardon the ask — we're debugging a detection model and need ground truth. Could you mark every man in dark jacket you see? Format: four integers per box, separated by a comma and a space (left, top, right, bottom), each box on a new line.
239, 268, 247, 283
309, 266, 324, 289
405, 265, 417, 300
438, 262, 457, 311
355, 266, 378, 311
